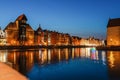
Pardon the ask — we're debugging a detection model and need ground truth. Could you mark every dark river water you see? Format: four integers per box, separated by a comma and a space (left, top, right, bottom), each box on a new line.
0, 48, 120, 80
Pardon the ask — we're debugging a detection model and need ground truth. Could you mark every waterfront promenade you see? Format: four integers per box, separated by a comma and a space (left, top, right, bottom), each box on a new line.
0, 45, 97, 50
0, 62, 27, 80
0, 45, 120, 50
96, 46, 120, 50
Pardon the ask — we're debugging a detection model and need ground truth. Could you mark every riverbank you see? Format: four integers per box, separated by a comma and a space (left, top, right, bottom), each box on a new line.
0, 45, 95, 50
96, 46, 120, 51
0, 62, 27, 80
0, 45, 120, 50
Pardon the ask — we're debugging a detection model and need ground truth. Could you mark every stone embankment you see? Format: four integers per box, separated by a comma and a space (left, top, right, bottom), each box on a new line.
96, 46, 120, 50
0, 45, 96, 50
0, 62, 28, 80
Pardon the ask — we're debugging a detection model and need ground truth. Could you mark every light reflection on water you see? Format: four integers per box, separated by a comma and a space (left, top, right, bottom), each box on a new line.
0, 48, 120, 80
107, 51, 120, 80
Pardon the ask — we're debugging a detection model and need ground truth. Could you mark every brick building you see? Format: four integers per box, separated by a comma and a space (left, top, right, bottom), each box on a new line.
107, 18, 120, 46
4, 14, 34, 45
3, 14, 102, 46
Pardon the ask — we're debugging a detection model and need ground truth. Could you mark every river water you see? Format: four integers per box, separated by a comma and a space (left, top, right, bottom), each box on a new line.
0, 48, 120, 80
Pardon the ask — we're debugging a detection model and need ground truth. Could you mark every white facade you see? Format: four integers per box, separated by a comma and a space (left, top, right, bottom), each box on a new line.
0, 29, 6, 45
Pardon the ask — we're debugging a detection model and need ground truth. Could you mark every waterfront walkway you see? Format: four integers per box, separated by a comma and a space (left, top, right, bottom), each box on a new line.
0, 45, 95, 50
0, 45, 120, 50
0, 62, 27, 80
96, 46, 120, 50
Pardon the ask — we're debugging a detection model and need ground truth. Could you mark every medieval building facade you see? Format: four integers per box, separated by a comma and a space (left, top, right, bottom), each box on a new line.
3, 14, 102, 46
107, 18, 120, 46
4, 14, 34, 45
0, 28, 6, 45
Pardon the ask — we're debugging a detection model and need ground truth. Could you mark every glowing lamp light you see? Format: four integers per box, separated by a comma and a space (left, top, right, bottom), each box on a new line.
110, 39, 112, 41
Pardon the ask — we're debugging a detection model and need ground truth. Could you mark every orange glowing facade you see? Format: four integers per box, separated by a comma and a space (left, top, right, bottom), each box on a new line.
71, 36, 81, 46
4, 14, 34, 45
34, 26, 44, 45
3, 14, 103, 46
107, 18, 120, 46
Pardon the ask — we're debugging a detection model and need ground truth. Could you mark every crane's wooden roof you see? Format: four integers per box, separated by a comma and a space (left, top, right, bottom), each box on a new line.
15, 14, 27, 21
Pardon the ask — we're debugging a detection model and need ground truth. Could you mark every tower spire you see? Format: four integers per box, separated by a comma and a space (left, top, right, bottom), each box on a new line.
39, 24, 41, 27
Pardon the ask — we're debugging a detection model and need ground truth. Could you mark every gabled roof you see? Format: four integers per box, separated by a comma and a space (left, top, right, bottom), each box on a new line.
4, 22, 17, 30
36, 26, 42, 32
107, 18, 120, 28
26, 24, 34, 31
15, 14, 27, 21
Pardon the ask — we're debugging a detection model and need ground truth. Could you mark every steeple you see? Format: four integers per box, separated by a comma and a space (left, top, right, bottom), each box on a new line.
36, 24, 42, 31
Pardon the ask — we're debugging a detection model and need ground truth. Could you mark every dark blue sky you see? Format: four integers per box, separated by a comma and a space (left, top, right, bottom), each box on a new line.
0, 0, 120, 39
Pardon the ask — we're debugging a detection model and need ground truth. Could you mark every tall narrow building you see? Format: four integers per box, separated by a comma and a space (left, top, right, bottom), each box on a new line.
34, 26, 44, 45
107, 18, 120, 46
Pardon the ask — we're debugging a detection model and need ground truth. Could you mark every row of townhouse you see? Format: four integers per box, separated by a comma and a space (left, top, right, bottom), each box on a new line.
34, 28, 71, 46
0, 14, 103, 46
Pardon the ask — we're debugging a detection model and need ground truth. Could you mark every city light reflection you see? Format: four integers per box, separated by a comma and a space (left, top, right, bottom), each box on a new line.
101, 51, 106, 65
1, 48, 120, 79
0, 50, 8, 62
109, 51, 115, 68
48, 49, 51, 63
58, 49, 61, 61
107, 51, 120, 79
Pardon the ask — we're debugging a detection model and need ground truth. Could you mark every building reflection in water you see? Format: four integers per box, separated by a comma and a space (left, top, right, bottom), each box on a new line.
18, 51, 27, 75
0, 48, 102, 65
0, 50, 8, 62
80, 48, 100, 61
0, 48, 83, 74
1, 48, 120, 80
101, 51, 106, 65
6, 50, 35, 75
86, 48, 90, 58
107, 51, 120, 80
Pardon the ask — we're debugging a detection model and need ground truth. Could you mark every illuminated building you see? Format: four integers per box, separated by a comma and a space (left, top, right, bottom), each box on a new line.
50, 31, 59, 46
4, 14, 34, 45
43, 30, 49, 45
34, 26, 44, 45
107, 18, 120, 46
87, 37, 102, 46
0, 28, 6, 45
71, 36, 81, 46
59, 33, 70, 45
3, 14, 103, 46
80, 37, 102, 46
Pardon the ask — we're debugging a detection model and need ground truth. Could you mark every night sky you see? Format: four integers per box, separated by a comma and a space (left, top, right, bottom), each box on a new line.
0, 0, 120, 39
